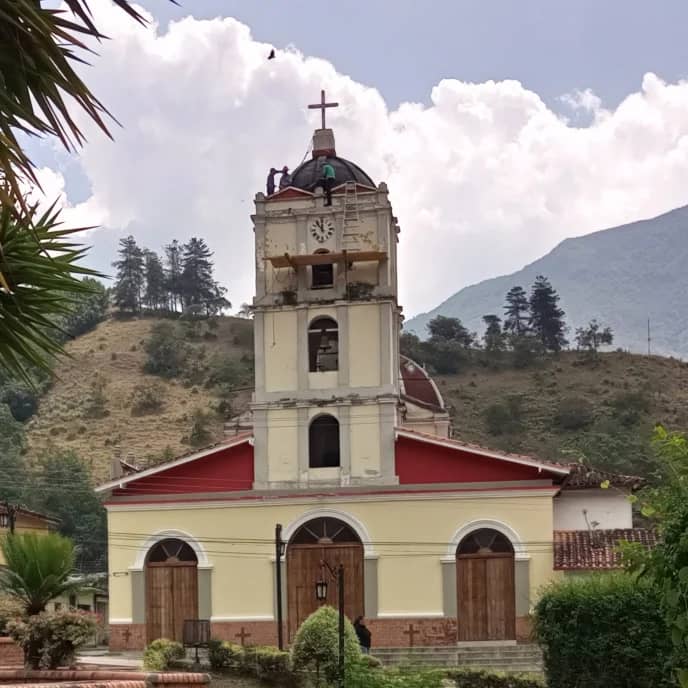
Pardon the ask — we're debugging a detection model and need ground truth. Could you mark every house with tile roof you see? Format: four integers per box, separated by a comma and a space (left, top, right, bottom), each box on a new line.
96, 97, 654, 651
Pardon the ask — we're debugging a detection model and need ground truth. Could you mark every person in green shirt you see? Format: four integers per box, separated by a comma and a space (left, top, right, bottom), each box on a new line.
322, 161, 335, 206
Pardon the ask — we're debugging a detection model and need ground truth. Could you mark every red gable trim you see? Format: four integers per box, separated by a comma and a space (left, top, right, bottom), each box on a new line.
395, 428, 569, 479
96, 434, 253, 493
267, 187, 313, 201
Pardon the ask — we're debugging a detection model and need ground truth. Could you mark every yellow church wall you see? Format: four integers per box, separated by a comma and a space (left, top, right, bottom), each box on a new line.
263, 311, 298, 392
267, 409, 300, 482
349, 406, 381, 477
106, 490, 556, 621
348, 305, 381, 387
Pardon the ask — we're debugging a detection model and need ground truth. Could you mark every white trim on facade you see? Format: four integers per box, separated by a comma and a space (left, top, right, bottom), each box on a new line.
376, 611, 445, 619
282, 507, 376, 558
105, 488, 560, 513
210, 615, 274, 622
447, 519, 529, 561
131, 529, 211, 570
109, 618, 134, 624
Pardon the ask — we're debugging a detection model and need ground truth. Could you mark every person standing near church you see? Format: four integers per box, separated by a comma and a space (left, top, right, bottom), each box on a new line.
322, 160, 335, 206
353, 616, 371, 654
266, 167, 278, 196
279, 165, 292, 190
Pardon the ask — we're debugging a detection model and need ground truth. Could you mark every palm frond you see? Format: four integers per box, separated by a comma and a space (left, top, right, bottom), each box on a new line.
0, 199, 103, 384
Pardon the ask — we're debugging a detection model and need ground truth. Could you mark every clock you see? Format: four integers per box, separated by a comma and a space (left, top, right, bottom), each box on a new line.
310, 217, 335, 243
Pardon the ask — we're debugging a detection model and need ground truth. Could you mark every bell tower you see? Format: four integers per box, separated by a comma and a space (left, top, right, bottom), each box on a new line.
251, 93, 401, 489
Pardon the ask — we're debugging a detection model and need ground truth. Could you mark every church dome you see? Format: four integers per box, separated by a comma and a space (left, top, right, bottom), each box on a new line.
289, 156, 376, 192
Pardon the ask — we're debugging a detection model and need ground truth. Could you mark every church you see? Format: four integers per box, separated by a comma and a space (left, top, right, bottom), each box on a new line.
97, 93, 653, 651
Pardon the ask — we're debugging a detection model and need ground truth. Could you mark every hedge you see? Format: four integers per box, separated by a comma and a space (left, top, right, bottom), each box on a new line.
143, 638, 185, 671
533, 573, 673, 688
447, 669, 543, 687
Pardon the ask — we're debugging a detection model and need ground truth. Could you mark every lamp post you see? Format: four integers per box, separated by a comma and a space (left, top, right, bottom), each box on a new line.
275, 524, 285, 650
315, 560, 345, 688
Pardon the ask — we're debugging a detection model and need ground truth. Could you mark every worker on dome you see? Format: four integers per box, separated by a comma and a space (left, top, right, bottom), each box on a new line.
321, 161, 336, 206
266, 167, 279, 196
279, 166, 292, 190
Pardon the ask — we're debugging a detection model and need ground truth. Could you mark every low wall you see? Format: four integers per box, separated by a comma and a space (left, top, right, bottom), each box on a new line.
0, 639, 23, 668
0, 670, 209, 688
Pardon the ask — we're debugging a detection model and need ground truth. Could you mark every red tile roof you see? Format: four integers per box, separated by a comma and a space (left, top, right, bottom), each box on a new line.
554, 528, 657, 570
562, 464, 645, 491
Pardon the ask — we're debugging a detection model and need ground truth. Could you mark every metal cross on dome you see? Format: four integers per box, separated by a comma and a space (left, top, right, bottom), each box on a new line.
308, 89, 339, 129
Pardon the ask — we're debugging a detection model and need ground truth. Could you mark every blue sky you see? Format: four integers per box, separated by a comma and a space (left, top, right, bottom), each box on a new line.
35, 1, 688, 317
138, 0, 688, 111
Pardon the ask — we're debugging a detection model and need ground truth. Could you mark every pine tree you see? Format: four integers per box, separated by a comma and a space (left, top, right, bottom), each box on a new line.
143, 250, 166, 312
427, 315, 475, 348
503, 286, 529, 335
180, 238, 230, 316
164, 240, 183, 312
528, 275, 568, 352
112, 235, 144, 313
482, 314, 506, 353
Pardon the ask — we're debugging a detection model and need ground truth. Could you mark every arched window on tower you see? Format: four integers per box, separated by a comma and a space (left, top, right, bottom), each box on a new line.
311, 250, 334, 289
309, 415, 340, 468
308, 317, 339, 372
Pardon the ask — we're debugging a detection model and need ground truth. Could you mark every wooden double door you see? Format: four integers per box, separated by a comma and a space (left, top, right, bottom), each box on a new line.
457, 552, 515, 641
287, 542, 364, 640
146, 562, 198, 643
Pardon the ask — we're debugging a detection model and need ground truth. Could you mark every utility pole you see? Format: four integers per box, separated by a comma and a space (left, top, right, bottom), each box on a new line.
275, 524, 284, 650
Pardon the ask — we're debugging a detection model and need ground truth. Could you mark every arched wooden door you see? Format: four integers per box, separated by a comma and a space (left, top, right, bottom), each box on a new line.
456, 529, 515, 641
287, 517, 364, 640
146, 538, 198, 643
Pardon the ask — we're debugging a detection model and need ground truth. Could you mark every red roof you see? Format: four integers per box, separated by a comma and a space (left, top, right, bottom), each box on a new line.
562, 464, 645, 491
400, 356, 444, 411
554, 528, 657, 570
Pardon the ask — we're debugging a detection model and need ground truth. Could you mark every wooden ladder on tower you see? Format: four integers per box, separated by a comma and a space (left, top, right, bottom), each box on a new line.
342, 181, 360, 249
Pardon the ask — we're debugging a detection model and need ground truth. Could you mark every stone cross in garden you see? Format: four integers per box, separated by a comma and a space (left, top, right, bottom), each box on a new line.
235, 627, 252, 646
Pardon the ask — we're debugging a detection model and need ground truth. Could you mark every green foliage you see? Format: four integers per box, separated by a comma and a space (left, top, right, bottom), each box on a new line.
207, 639, 242, 670
609, 390, 650, 427
112, 236, 145, 314
179, 237, 230, 316
528, 276, 567, 352
130, 382, 166, 416
30, 451, 107, 573
508, 333, 542, 369
482, 314, 506, 358
623, 428, 688, 685
503, 286, 530, 336
0, 595, 24, 635
57, 278, 109, 341
346, 663, 445, 688
7, 609, 99, 669
0, 406, 27, 503
484, 396, 524, 436
291, 605, 361, 684
446, 669, 544, 687
243, 645, 295, 686
0, 382, 39, 422
553, 396, 594, 431
533, 573, 672, 688
0, 533, 79, 615
427, 315, 475, 348
189, 408, 213, 447
82, 373, 109, 419
574, 319, 614, 357
142, 638, 185, 671
144, 322, 190, 378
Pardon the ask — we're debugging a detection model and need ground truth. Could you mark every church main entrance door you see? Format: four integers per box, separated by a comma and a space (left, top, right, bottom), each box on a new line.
287, 517, 364, 640
145, 538, 198, 643
456, 529, 515, 641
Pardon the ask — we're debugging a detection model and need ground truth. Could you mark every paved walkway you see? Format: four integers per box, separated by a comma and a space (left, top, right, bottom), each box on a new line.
77, 652, 143, 670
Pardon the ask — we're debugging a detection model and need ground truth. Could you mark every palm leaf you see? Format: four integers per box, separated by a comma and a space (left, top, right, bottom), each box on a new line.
0, 199, 103, 384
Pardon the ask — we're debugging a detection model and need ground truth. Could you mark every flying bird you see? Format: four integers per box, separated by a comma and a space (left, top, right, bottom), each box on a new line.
268, 49, 275, 60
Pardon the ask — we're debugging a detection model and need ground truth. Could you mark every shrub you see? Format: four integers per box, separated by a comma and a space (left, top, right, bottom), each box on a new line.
446, 669, 544, 687
484, 396, 524, 436
142, 638, 185, 671
189, 408, 213, 447
553, 396, 593, 431
0, 596, 23, 636
144, 322, 189, 378
82, 374, 109, 419
7, 609, 99, 669
0, 383, 39, 422
207, 639, 242, 670
244, 646, 296, 686
291, 605, 361, 684
609, 390, 650, 426
533, 573, 672, 688
347, 664, 445, 688
130, 382, 166, 416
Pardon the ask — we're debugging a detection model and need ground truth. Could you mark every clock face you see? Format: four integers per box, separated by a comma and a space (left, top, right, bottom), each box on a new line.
310, 217, 335, 243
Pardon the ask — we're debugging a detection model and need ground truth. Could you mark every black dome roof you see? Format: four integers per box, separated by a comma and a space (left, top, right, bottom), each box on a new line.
290, 156, 375, 192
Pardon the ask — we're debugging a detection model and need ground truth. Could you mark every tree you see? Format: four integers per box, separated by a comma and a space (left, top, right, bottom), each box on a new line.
528, 276, 568, 352
30, 451, 107, 573
179, 238, 230, 316
58, 278, 109, 340
503, 286, 530, 336
427, 315, 474, 348
575, 319, 614, 357
482, 314, 506, 354
143, 251, 167, 312
112, 236, 144, 314
0, 406, 28, 504
1, 1, 172, 381
144, 322, 189, 378
623, 428, 688, 686
0, 533, 79, 615
164, 240, 183, 312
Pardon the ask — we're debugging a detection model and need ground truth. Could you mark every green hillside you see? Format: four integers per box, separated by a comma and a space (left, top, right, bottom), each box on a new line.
12, 316, 687, 482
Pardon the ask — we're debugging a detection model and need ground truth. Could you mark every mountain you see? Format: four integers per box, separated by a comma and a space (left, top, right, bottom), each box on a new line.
405, 205, 688, 358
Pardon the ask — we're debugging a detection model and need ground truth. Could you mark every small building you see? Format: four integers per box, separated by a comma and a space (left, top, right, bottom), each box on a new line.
0, 505, 60, 565
97, 99, 653, 650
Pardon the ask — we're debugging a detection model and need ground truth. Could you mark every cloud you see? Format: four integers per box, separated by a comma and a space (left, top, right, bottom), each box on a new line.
45, 1, 688, 316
